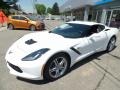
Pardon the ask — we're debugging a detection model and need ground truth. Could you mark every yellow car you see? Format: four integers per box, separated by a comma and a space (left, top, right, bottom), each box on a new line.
7, 15, 45, 31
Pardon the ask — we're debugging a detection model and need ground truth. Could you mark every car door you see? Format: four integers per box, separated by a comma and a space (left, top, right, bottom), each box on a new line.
72, 26, 95, 62
88, 25, 108, 51
73, 37, 95, 62
19, 16, 29, 29
11, 16, 20, 28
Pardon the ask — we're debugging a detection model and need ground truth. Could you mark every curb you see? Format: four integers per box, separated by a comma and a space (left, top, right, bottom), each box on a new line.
0, 26, 7, 31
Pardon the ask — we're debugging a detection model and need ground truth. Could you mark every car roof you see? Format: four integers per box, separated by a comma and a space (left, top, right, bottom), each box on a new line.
67, 21, 102, 26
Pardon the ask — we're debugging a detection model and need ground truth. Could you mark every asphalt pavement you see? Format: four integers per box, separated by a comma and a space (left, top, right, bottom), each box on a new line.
0, 20, 120, 90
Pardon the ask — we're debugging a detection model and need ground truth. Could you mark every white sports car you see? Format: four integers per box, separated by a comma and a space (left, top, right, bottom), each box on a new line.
5, 21, 119, 81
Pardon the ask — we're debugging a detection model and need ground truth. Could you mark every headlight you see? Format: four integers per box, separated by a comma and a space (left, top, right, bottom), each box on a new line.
22, 48, 49, 61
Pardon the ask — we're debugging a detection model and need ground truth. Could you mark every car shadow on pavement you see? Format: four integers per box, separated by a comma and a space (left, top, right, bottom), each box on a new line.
16, 77, 49, 85
14, 28, 46, 31
108, 53, 120, 60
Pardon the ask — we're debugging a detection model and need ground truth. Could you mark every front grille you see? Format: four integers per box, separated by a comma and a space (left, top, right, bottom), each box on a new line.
7, 62, 23, 73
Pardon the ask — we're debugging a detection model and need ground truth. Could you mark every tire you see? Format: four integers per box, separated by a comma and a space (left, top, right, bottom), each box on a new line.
29, 25, 36, 31
8, 24, 14, 30
106, 37, 116, 52
43, 53, 70, 81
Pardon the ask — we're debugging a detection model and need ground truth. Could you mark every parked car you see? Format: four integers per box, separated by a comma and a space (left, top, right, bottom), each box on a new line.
5, 21, 119, 81
7, 15, 45, 31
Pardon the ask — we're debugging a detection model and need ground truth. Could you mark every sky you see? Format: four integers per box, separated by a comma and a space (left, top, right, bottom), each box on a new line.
18, 0, 67, 13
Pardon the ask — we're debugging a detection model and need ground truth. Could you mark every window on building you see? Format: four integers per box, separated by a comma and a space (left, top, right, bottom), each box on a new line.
110, 10, 120, 28
96, 10, 102, 23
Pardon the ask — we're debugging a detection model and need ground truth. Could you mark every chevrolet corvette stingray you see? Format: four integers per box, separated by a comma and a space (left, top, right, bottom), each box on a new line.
5, 21, 119, 81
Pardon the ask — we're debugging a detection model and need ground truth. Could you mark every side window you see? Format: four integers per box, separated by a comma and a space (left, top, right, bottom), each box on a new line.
89, 25, 98, 35
97, 25, 105, 32
20, 16, 27, 20
12, 16, 19, 20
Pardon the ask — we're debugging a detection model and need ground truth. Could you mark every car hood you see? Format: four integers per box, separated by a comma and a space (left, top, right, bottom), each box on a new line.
10, 31, 82, 53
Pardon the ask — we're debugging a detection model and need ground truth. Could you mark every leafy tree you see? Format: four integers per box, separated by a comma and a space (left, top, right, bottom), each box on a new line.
0, 0, 10, 9
52, 2, 60, 15
47, 7, 52, 14
35, 4, 46, 15
0, 0, 19, 15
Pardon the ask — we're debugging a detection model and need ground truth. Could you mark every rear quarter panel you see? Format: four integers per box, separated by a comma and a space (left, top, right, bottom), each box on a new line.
106, 27, 119, 40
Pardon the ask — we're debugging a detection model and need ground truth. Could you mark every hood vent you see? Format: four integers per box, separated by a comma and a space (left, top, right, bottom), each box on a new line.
25, 39, 37, 45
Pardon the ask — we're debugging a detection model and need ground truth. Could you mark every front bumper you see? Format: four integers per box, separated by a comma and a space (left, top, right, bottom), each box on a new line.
6, 60, 44, 80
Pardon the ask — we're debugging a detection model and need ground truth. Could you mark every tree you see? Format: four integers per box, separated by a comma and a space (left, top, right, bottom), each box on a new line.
52, 2, 60, 15
47, 7, 52, 14
35, 4, 46, 15
0, 0, 19, 15
0, 0, 10, 15
0, 0, 10, 9
2, 0, 19, 5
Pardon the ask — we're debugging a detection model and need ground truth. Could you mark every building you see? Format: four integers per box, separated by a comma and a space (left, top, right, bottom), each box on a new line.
60, 0, 120, 28
60, 0, 99, 21
92, 0, 120, 28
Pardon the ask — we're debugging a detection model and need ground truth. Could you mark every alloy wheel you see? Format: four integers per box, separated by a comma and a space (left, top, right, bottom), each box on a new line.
48, 57, 68, 79
107, 37, 116, 52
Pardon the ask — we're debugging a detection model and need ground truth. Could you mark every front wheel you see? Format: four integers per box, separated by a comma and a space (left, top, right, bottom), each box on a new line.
106, 37, 116, 52
43, 53, 70, 81
8, 24, 14, 30
29, 25, 36, 31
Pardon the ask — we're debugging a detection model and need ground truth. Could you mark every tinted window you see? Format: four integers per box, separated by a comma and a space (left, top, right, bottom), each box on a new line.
12, 16, 19, 20
20, 16, 27, 20
89, 25, 105, 34
50, 23, 90, 38
98, 25, 105, 32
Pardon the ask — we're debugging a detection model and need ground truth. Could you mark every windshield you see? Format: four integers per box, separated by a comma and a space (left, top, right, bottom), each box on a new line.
50, 23, 91, 38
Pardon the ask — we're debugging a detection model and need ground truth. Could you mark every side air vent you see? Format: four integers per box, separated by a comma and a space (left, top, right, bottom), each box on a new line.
70, 47, 81, 55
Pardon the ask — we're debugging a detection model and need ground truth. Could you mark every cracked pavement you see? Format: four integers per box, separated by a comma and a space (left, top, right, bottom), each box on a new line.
0, 20, 120, 90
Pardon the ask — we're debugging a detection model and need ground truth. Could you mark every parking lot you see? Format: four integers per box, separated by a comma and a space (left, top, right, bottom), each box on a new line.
0, 20, 120, 90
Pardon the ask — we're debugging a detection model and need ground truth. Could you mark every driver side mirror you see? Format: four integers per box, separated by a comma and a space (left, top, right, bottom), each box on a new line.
25, 19, 29, 21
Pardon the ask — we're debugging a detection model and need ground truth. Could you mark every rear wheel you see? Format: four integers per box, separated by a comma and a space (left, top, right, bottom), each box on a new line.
43, 53, 70, 81
30, 25, 36, 31
8, 24, 14, 30
106, 37, 116, 52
